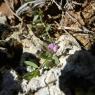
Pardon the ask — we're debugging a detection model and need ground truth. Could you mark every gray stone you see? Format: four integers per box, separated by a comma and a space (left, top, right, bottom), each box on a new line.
28, 78, 40, 91
0, 16, 7, 24
56, 35, 81, 56
35, 87, 49, 95
50, 86, 65, 95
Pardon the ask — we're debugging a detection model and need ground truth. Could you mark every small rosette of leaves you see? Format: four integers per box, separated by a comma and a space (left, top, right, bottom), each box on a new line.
40, 51, 60, 69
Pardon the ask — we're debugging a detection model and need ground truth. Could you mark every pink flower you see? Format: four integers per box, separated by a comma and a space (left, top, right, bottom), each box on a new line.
48, 43, 59, 52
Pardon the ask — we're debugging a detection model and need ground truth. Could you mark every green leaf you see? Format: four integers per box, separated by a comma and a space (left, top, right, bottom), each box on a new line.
44, 59, 55, 69
24, 61, 38, 68
23, 69, 40, 80
45, 25, 51, 32
52, 55, 60, 65
33, 15, 39, 23
40, 52, 52, 60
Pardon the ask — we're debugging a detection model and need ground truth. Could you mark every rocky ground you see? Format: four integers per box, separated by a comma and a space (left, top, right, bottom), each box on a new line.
0, 0, 95, 95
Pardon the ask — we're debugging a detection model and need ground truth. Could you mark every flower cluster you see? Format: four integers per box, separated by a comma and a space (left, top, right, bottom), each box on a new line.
48, 43, 59, 53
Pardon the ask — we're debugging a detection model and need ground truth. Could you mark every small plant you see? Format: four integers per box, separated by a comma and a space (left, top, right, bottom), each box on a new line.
24, 61, 39, 69
39, 43, 60, 69
23, 60, 40, 80
23, 5, 60, 80
48, 43, 59, 53
23, 43, 59, 80
31, 8, 53, 43
23, 69, 40, 80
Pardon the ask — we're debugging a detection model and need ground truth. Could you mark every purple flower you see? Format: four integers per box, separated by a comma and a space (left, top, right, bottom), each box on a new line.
48, 43, 59, 52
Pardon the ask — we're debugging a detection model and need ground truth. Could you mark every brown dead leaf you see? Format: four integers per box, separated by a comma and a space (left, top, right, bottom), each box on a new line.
0, 0, 23, 25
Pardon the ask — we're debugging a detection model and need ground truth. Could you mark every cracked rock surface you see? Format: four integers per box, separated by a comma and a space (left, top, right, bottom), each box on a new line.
0, 34, 81, 95
1, 33, 95, 95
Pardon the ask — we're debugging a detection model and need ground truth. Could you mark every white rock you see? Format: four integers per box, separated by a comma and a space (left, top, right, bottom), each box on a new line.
20, 79, 28, 94
22, 34, 44, 55
59, 56, 69, 69
0, 16, 7, 24
45, 70, 56, 84
27, 73, 47, 92
35, 87, 49, 95
10, 70, 18, 80
39, 74, 47, 87
56, 35, 81, 56
50, 85, 65, 95
45, 67, 61, 84
28, 78, 40, 91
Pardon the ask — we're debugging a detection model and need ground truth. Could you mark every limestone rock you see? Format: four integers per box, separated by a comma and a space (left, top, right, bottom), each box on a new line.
35, 87, 49, 95
56, 35, 81, 56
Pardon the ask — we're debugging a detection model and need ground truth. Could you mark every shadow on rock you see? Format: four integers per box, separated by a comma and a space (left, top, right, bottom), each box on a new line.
16, 52, 40, 75
0, 70, 22, 95
21, 52, 40, 67
0, 23, 12, 40
0, 38, 23, 68
59, 50, 95, 95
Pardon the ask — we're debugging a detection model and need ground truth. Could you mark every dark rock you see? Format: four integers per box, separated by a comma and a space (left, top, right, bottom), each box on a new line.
0, 24, 12, 40
0, 70, 22, 95
15, 66, 27, 75
59, 50, 95, 95
21, 52, 40, 67
0, 38, 23, 68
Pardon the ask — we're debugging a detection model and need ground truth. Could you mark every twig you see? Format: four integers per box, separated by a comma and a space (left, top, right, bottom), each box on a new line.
64, 0, 73, 10
51, 0, 62, 10
72, 1, 82, 6
63, 28, 81, 49
16, 0, 45, 16
55, 21, 81, 49
62, 26, 82, 31
66, 11, 94, 33
16, 1, 36, 16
